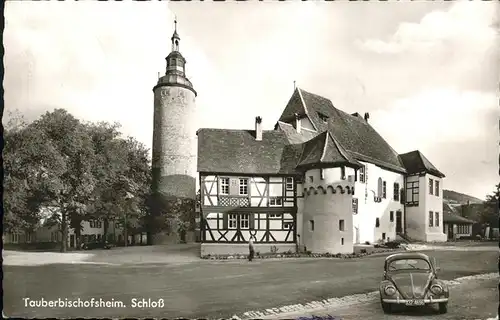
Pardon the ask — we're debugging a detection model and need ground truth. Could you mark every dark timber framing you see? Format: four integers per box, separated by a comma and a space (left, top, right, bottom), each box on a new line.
405, 174, 420, 207
199, 172, 298, 244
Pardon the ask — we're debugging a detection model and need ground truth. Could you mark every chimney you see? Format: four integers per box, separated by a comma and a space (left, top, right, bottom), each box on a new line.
255, 116, 263, 141
364, 112, 370, 122
294, 113, 301, 133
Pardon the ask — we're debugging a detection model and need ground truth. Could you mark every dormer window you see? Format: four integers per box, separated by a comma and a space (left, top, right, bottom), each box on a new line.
317, 112, 329, 123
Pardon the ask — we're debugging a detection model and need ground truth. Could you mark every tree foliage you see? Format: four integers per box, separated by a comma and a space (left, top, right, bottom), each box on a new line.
148, 194, 195, 241
87, 122, 151, 245
3, 110, 67, 232
481, 183, 500, 227
3, 109, 152, 251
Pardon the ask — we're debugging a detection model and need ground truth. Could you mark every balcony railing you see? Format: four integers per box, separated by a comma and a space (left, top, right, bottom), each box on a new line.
219, 196, 250, 207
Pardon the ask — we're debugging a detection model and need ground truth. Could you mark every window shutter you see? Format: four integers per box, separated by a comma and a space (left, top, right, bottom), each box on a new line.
223, 213, 228, 229
249, 214, 255, 230
229, 178, 239, 195
400, 189, 405, 204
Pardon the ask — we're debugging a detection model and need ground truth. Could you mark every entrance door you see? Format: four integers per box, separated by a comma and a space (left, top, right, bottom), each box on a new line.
396, 211, 403, 233
448, 224, 454, 240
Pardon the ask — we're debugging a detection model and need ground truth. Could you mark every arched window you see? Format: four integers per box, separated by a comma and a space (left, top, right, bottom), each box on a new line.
377, 178, 383, 197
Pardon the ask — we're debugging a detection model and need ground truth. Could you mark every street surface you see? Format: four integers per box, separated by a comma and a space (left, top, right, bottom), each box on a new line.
263, 276, 499, 320
3, 244, 498, 319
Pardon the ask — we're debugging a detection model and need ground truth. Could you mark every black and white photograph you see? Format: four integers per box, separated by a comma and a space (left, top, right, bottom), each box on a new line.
2, 1, 499, 319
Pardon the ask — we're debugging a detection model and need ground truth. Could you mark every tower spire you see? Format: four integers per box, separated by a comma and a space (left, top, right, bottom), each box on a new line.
171, 16, 180, 52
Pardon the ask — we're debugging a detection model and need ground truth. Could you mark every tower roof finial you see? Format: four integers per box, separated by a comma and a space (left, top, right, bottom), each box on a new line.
171, 15, 180, 42
171, 15, 180, 51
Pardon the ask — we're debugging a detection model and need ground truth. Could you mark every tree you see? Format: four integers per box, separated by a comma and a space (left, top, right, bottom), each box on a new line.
481, 183, 500, 229
3, 110, 67, 234
148, 193, 195, 243
86, 123, 151, 246
30, 109, 97, 252
4, 109, 152, 251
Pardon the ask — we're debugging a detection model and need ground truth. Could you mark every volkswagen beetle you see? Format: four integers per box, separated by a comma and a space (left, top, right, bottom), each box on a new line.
379, 252, 449, 314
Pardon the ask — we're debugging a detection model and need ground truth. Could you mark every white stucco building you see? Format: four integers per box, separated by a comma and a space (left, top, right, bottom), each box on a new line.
196, 87, 447, 256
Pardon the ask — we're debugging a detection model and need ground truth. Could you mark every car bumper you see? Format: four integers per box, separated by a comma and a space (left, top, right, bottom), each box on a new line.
382, 298, 448, 304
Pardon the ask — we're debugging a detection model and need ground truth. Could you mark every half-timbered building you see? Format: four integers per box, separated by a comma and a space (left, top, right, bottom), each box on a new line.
197, 88, 447, 255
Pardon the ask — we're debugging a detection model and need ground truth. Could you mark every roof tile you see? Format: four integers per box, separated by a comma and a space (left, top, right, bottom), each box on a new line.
399, 150, 445, 178
197, 129, 301, 175
280, 88, 407, 173
296, 132, 362, 169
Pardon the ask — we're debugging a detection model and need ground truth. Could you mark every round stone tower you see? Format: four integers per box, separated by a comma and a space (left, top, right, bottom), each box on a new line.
151, 20, 197, 244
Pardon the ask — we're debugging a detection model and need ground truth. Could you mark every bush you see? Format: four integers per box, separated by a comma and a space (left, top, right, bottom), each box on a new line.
200, 247, 401, 260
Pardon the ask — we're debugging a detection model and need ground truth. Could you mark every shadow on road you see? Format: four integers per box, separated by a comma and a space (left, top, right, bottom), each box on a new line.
385, 304, 444, 317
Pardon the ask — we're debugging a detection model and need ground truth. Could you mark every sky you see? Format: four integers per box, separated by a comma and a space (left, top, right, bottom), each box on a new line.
4, 1, 499, 200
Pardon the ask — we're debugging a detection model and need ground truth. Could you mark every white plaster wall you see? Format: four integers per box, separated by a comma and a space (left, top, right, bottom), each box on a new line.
405, 175, 425, 241
296, 182, 305, 251
405, 174, 446, 242
352, 162, 404, 244
424, 174, 447, 242
302, 168, 354, 254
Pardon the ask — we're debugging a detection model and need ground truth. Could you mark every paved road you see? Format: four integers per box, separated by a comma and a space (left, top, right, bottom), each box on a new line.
266, 277, 499, 320
4, 246, 498, 319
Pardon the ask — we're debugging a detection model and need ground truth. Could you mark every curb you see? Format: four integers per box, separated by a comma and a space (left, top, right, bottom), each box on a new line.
235, 273, 498, 320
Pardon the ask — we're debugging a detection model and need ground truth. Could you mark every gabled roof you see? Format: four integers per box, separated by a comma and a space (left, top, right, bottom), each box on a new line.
296, 131, 362, 170
399, 150, 445, 178
278, 88, 407, 173
443, 212, 475, 224
278, 88, 307, 122
275, 121, 317, 144
197, 129, 302, 175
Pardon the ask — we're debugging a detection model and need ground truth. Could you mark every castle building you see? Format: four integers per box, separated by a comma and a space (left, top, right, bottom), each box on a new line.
197, 88, 447, 255
151, 21, 198, 243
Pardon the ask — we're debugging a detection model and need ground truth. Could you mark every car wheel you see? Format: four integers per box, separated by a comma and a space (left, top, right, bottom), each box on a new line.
438, 302, 448, 314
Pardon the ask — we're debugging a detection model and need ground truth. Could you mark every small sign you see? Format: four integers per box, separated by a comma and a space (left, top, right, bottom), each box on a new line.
405, 300, 425, 306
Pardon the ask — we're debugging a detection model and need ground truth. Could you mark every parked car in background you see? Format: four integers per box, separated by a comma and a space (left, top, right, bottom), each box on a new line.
379, 252, 449, 314
81, 240, 114, 250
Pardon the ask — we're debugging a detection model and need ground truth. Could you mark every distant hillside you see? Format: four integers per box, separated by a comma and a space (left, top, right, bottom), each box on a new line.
443, 189, 484, 205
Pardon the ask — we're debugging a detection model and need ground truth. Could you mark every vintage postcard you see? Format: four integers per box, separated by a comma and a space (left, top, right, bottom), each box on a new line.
2, 1, 499, 319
